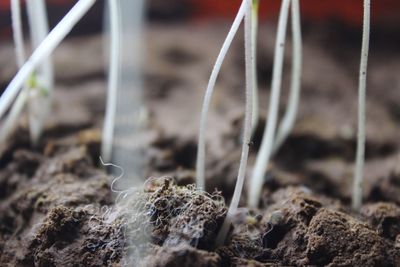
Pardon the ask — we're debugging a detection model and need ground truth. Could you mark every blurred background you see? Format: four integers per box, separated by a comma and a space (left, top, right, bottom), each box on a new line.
0, 0, 400, 38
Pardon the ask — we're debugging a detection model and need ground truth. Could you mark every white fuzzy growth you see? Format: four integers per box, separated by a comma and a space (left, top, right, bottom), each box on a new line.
216, 0, 253, 246
101, 0, 121, 163
250, 0, 259, 135
0, 0, 96, 121
99, 157, 125, 193
11, 0, 25, 67
248, 0, 291, 208
196, 0, 247, 189
272, 0, 302, 154
352, 0, 370, 211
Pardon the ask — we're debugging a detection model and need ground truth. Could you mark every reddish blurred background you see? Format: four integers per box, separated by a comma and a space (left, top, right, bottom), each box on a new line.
0, 0, 399, 39
192, 0, 399, 25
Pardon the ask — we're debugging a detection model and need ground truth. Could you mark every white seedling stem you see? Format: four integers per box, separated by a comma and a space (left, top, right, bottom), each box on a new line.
216, 0, 253, 246
0, 0, 29, 147
27, 0, 49, 49
26, 0, 54, 144
11, 0, 25, 67
101, 0, 121, 163
26, 0, 54, 90
250, 0, 259, 135
249, 0, 291, 208
196, 0, 247, 189
272, 0, 302, 154
352, 0, 370, 211
0, 0, 97, 122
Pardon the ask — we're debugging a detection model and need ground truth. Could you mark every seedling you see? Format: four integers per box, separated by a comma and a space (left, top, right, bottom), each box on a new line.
216, 0, 254, 245
25, 0, 54, 144
1, 0, 52, 146
352, 0, 370, 211
1, 0, 54, 146
0, 0, 28, 146
101, 0, 121, 163
272, 0, 302, 154
0, 0, 97, 140
3, 0, 138, 178
11, 0, 25, 67
249, 0, 292, 208
195, 0, 248, 189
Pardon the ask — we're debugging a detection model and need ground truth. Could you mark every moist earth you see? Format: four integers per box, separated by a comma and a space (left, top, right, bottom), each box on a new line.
1, 23, 400, 266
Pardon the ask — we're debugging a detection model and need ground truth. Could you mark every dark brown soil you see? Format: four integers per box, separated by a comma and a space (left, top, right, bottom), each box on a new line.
1, 23, 400, 266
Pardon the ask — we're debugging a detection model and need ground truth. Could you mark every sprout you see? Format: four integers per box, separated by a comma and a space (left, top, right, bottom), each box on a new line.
249, 0, 302, 154
272, 0, 302, 154
25, 0, 54, 144
248, 0, 292, 208
0, 0, 97, 126
101, 0, 121, 163
352, 0, 370, 211
195, 0, 247, 190
0, 0, 28, 147
0, 0, 54, 147
216, 0, 254, 246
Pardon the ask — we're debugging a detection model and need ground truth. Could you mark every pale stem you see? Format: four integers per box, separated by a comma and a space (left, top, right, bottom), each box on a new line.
196, 0, 247, 189
272, 0, 302, 154
101, 0, 121, 163
251, 0, 259, 135
248, 0, 291, 208
26, 0, 54, 144
1, 0, 30, 147
352, 0, 370, 211
11, 0, 25, 67
26, 0, 53, 90
216, 0, 254, 246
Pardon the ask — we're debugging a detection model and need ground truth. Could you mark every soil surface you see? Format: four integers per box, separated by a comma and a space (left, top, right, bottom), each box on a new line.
1, 23, 400, 266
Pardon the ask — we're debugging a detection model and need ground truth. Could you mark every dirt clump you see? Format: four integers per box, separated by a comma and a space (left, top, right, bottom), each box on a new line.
219, 187, 400, 266
142, 244, 221, 267
361, 202, 400, 241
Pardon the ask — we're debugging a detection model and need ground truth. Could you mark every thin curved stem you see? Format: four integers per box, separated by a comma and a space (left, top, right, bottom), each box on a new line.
0, 0, 97, 122
196, 0, 247, 190
216, 0, 253, 246
101, 0, 121, 163
272, 0, 302, 154
352, 0, 370, 211
248, 0, 291, 208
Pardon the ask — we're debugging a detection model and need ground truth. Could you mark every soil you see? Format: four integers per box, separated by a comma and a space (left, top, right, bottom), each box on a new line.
1, 23, 400, 266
